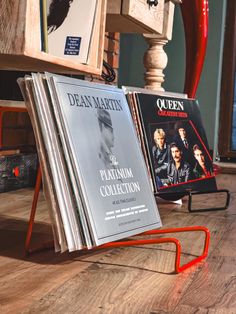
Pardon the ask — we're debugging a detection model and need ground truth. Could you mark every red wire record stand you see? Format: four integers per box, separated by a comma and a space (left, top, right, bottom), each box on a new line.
26, 166, 210, 274
24, 0, 211, 273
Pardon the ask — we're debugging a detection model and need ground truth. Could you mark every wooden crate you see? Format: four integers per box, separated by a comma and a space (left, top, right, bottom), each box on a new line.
0, 0, 107, 75
106, 0, 165, 34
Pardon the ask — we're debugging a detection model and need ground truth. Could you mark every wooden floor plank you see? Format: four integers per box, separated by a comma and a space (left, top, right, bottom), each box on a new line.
0, 174, 235, 313
22, 264, 197, 314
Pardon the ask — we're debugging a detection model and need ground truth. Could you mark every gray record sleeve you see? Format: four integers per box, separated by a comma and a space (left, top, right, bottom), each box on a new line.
47, 74, 162, 245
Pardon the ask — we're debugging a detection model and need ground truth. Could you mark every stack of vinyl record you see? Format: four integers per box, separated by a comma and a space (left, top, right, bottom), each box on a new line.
124, 86, 217, 201
18, 73, 162, 252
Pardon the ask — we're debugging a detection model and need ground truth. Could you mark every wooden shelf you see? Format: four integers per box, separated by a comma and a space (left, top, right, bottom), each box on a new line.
0, 100, 26, 108
0, 0, 107, 75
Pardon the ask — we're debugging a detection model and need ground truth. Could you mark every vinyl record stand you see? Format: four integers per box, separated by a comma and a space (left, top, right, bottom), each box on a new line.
25, 167, 210, 274
156, 187, 230, 213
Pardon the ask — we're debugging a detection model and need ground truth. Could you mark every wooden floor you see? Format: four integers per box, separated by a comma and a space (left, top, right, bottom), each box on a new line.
0, 174, 236, 314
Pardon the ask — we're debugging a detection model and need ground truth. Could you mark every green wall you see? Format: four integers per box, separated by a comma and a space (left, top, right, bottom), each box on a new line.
119, 33, 147, 88
119, 1, 226, 149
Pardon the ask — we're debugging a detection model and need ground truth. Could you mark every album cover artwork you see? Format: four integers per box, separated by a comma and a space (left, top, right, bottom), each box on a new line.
134, 93, 217, 195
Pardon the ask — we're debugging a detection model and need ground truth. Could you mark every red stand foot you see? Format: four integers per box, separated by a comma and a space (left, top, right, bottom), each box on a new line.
25, 167, 210, 274
24, 166, 42, 254
99, 226, 210, 273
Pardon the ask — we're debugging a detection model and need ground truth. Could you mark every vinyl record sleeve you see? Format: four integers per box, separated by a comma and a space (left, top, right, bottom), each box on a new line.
31, 73, 84, 251
45, 74, 93, 248
46, 73, 162, 246
18, 77, 67, 253
134, 92, 217, 195
46, 0, 97, 63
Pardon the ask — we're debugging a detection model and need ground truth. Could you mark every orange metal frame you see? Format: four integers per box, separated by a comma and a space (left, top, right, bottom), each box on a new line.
25, 167, 210, 274
99, 227, 210, 273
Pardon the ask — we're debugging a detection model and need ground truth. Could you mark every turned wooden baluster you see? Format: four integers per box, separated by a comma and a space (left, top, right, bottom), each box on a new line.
143, 0, 178, 91
143, 0, 209, 98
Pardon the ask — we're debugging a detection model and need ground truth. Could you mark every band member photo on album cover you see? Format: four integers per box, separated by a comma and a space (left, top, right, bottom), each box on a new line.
149, 120, 215, 190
